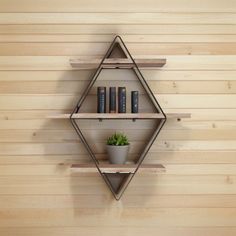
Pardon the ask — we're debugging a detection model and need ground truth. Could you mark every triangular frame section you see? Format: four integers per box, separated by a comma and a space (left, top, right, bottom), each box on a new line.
107, 42, 128, 58
70, 35, 166, 200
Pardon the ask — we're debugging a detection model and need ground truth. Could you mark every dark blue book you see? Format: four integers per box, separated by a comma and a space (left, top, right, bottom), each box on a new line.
118, 87, 126, 113
131, 91, 139, 113
109, 87, 116, 113
97, 87, 106, 113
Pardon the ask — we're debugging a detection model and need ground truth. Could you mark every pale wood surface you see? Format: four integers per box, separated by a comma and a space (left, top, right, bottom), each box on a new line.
2, 34, 236, 43
1, 43, 236, 55
0, 227, 236, 236
49, 113, 165, 119
1, 24, 236, 35
70, 58, 166, 69
71, 163, 165, 173
48, 113, 191, 119
0, 13, 236, 24
1, 0, 236, 12
1, 80, 236, 94
0, 56, 236, 70
0, 0, 235, 235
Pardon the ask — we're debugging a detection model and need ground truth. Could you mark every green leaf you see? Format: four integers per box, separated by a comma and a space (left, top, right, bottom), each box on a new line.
106, 132, 129, 146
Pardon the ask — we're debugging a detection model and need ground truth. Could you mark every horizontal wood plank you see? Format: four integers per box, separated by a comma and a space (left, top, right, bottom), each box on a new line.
71, 163, 165, 174
0, 175, 236, 194
0, 42, 236, 56
70, 58, 166, 68
0, 0, 236, 12
0, 13, 236, 25
0, 151, 236, 165
0, 70, 236, 82
1, 119, 236, 130
0, 141, 235, 156
0, 178, 235, 195
1, 80, 236, 94
0, 227, 235, 236
0, 108, 236, 121
0, 94, 235, 109
0, 194, 236, 208
48, 113, 190, 119
0, 208, 235, 227
0, 56, 235, 70
1, 24, 236, 35
2, 34, 236, 43
1, 129, 236, 143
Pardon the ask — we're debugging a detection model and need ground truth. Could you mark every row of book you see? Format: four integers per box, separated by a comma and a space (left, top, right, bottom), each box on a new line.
97, 87, 139, 113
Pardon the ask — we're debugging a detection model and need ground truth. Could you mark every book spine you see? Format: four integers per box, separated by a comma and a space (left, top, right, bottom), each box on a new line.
118, 87, 126, 113
109, 87, 116, 113
131, 91, 139, 113
97, 87, 106, 113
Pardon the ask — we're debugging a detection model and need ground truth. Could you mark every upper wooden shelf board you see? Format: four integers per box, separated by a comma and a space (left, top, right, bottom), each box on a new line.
48, 113, 191, 120
70, 58, 166, 69
71, 163, 165, 174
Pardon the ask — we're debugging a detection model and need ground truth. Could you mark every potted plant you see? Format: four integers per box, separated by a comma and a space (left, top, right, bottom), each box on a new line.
106, 133, 130, 164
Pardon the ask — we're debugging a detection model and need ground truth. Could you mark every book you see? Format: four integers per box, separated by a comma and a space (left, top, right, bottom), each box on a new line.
118, 87, 126, 113
131, 91, 139, 113
109, 87, 116, 113
97, 87, 106, 113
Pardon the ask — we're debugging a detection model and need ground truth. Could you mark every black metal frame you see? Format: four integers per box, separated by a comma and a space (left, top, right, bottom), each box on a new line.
70, 35, 166, 200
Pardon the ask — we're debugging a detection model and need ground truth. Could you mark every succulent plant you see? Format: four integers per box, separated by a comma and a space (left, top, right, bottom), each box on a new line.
106, 133, 129, 146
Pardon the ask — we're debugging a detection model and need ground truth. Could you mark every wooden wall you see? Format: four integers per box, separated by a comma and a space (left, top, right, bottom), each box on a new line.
0, 0, 236, 235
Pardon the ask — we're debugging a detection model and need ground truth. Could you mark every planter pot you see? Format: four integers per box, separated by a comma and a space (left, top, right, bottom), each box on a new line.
106, 145, 130, 164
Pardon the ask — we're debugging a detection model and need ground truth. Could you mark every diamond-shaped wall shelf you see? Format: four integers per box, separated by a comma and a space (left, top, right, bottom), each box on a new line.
48, 35, 191, 200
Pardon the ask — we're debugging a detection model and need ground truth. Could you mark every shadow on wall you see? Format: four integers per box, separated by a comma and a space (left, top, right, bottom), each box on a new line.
38, 66, 190, 209
40, 69, 117, 209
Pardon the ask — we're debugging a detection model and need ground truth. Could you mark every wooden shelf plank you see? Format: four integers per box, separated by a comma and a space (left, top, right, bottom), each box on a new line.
71, 163, 165, 174
47, 113, 191, 119
48, 113, 164, 119
70, 58, 166, 69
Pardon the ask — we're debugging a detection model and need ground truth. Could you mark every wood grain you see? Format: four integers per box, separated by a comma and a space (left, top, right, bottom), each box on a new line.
0, 0, 236, 12
0, 227, 235, 236
1, 80, 235, 94
1, 24, 236, 35
0, 43, 236, 56
71, 163, 165, 173
0, 13, 236, 24
2, 34, 236, 43
0, 94, 235, 109
0, 56, 235, 70
1, 70, 236, 81
0, 1, 235, 235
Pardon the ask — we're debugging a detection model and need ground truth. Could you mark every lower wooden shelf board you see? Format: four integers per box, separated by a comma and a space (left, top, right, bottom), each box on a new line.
71, 163, 165, 174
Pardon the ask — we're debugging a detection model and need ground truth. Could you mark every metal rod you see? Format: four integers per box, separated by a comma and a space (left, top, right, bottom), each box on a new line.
69, 35, 167, 200
117, 118, 166, 199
